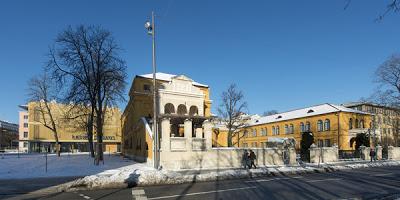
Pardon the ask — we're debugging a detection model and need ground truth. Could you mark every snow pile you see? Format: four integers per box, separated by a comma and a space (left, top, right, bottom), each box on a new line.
60, 160, 400, 191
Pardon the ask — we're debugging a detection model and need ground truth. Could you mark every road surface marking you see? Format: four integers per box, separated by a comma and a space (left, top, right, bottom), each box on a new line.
245, 176, 303, 183
370, 173, 393, 177
306, 178, 342, 183
79, 193, 92, 200
132, 188, 148, 200
147, 186, 257, 200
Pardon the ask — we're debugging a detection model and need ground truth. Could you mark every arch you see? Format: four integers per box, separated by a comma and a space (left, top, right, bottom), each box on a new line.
317, 120, 323, 132
189, 106, 199, 116
355, 119, 359, 128
290, 124, 294, 134
324, 119, 330, 131
349, 118, 353, 129
300, 122, 305, 133
285, 124, 289, 134
177, 104, 187, 115
350, 137, 356, 149
164, 103, 175, 114
360, 120, 364, 128
306, 121, 311, 131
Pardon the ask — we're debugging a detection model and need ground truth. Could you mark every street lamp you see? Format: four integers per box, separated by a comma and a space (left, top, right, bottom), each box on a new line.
145, 11, 159, 169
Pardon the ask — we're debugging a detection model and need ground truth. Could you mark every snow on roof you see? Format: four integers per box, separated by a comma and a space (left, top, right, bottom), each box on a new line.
136, 72, 208, 87
247, 103, 371, 127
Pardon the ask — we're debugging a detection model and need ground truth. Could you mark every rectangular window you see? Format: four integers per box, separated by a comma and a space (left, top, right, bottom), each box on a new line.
23, 142, 27, 148
243, 143, 248, 148
318, 139, 323, 147
23, 132, 28, 138
23, 115, 28, 119
324, 139, 331, 147
143, 84, 151, 92
23, 123, 28, 128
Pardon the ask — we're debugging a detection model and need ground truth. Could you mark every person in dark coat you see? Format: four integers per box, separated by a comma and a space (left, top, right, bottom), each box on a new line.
249, 150, 257, 169
370, 148, 376, 162
242, 150, 250, 169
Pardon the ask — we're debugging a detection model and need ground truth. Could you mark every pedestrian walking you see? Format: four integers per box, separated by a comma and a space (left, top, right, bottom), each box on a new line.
242, 150, 249, 169
249, 150, 257, 169
370, 148, 375, 162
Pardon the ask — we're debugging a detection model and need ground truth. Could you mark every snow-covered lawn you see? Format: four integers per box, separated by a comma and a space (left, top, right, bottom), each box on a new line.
0, 153, 139, 180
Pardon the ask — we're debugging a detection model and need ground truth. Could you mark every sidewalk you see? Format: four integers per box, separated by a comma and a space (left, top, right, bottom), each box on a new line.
57, 159, 400, 192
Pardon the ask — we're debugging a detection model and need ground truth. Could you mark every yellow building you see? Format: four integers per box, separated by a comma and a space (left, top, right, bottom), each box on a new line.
122, 72, 212, 162
343, 102, 400, 147
19, 102, 122, 153
214, 103, 372, 151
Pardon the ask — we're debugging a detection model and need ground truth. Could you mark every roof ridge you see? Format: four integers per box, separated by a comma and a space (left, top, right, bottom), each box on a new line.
258, 103, 331, 119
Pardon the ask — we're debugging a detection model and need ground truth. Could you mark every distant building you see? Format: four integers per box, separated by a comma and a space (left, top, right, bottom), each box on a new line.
342, 102, 400, 147
0, 120, 19, 150
18, 106, 29, 152
214, 103, 373, 151
18, 102, 122, 153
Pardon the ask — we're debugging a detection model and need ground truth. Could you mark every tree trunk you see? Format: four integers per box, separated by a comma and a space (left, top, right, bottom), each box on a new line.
55, 136, 60, 157
95, 110, 103, 165
227, 130, 233, 147
87, 112, 95, 158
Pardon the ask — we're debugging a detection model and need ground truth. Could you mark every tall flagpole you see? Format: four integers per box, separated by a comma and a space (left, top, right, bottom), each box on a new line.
151, 11, 159, 169
145, 11, 158, 169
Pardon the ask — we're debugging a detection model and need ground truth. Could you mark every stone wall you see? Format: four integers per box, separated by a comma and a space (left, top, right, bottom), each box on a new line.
309, 144, 338, 163
388, 146, 400, 160
159, 117, 296, 170
160, 147, 296, 170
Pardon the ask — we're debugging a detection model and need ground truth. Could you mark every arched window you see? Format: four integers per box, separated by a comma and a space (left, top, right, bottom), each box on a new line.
177, 104, 187, 115
285, 124, 289, 134
164, 103, 175, 114
349, 118, 353, 129
317, 120, 323, 132
189, 106, 198, 116
355, 119, 359, 128
276, 126, 280, 135
272, 126, 275, 135
324, 119, 330, 131
300, 122, 305, 133
306, 122, 311, 132
360, 120, 364, 128
290, 124, 294, 134
253, 129, 257, 137
244, 130, 248, 137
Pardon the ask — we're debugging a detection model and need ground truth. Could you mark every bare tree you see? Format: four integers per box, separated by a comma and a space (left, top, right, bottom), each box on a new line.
28, 72, 62, 156
48, 25, 127, 165
263, 110, 278, 116
344, 0, 400, 20
374, 54, 400, 147
375, 54, 400, 107
218, 84, 247, 147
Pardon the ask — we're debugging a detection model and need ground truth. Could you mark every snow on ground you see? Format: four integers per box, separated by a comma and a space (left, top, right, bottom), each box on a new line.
60, 160, 400, 191
0, 153, 137, 179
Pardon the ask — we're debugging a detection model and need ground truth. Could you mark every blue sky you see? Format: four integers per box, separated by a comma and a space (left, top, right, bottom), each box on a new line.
0, 0, 399, 123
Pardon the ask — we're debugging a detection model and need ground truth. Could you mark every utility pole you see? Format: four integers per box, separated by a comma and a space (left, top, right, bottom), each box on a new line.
145, 11, 159, 169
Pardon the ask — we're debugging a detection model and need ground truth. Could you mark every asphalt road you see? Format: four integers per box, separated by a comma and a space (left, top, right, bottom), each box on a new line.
7, 166, 400, 200
0, 176, 81, 200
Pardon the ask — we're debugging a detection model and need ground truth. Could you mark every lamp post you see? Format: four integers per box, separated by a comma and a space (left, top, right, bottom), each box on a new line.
145, 11, 159, 169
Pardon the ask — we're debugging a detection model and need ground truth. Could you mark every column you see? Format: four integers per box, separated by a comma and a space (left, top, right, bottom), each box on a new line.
203, 120, 212, 150
376, 145, 382, 160
161, 118, 171, 152
195, 128, 202, 138
184, 119, 192, 152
